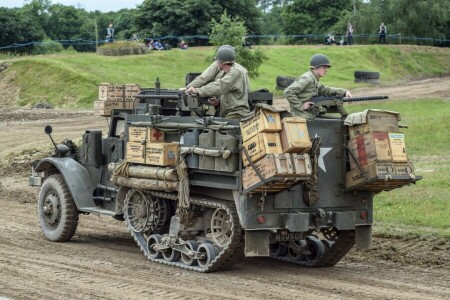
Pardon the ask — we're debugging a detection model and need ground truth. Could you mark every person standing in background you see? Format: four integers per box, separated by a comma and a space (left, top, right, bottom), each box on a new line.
379, 22, 387, 44
106, 23, 114, 43
347, 23, 354, 45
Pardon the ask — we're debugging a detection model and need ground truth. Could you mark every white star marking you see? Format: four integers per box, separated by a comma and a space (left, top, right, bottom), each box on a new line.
318, 147, 332, 172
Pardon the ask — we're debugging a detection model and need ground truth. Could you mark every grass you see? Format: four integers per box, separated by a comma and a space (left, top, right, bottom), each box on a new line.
1, 45, 450, 239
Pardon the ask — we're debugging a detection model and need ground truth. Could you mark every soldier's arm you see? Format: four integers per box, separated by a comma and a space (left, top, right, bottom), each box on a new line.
187, 63, 220, 88
196, 68, 242, 98
317, 82, 347, 97
284, 79, 308, 116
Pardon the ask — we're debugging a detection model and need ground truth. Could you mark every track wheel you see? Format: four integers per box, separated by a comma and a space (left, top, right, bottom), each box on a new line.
197, 243, 216, 269
211, 208, 232, 248
147, 234, 162, 259
162, 247, 181, 262
181, 240, 198, 266
287, 240, 306, 261
304, 236, 325, 264
269, 243, 288, 257
38, 174, 79, 242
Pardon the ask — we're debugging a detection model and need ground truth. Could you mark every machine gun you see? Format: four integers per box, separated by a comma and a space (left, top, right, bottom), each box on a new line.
310, 95, 389, 117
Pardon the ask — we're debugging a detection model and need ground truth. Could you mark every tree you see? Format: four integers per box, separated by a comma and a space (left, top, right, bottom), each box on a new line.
281, 0, 352, 37
0, 7, 46, 52
209, 13, 267, 78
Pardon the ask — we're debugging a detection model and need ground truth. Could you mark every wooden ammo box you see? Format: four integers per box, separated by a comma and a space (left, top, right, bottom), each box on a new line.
242, 153, 294, 191
242, 132, 282, 167
94, 99, 136, 116
145, 143, 179, 166
128, 126, 165, 143
126, 142, 146, 164
280, 117, 312, 153
99, 83, 141, 101
394, 162, 415, 176
291, 153, 312, 176
348, 131, 392, 170
240, 109, 282, 142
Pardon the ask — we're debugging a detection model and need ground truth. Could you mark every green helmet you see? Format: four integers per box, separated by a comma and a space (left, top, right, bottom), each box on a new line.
309, 54, 332, 69
216, 45, 236, 64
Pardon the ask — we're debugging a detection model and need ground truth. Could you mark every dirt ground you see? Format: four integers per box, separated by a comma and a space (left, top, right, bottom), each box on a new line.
0, 76, 449, 299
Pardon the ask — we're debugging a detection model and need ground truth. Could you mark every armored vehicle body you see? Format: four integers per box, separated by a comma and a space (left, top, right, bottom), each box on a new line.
30, 78, 420, 272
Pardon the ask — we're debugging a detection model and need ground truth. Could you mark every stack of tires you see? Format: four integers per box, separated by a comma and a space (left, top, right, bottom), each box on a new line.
354, 71, 380, 84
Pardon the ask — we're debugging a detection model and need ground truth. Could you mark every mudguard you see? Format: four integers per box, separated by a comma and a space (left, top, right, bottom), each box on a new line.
35, 157, 97, 209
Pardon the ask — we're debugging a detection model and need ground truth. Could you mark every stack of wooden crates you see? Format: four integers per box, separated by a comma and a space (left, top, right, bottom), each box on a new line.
125, 126, 179, 167
345, 109, 415, 190
94, 83, 141, 116
240, 108, 313, 192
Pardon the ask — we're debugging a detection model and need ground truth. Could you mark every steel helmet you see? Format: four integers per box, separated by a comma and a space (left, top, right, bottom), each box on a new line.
309, 54, 332, 69
215, 45, 236, 64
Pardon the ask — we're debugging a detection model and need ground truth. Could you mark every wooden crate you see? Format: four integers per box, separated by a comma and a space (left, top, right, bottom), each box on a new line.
242, 132, 282, 167
388, 133, 408, 162
280, 117, 312, 153
240, 109, 281, 142
347, 110, 400, 140
128, 127, 165, 143
126, 142, 145, 164
98, 83, 141, 101
145, 143, 179, 166
291, 153, 312, 176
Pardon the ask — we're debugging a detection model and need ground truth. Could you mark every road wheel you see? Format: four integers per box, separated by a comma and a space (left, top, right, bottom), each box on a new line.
38, 174, 79, 242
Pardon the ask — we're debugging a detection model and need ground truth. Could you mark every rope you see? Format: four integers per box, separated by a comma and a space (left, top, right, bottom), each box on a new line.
112, 160, 130, 177
176, 149, 190, 217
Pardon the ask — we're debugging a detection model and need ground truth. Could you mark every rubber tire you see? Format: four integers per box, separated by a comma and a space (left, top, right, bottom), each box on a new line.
304, 236, 326, 264
147, 234, 163, 259
197, 243, 217, 269
180, 240, 198, 266
162, 247, 181, 262
354, 71, 380, 80
276, 76, 296, 90
38, 174, 79, 242
269, 243, 288, 257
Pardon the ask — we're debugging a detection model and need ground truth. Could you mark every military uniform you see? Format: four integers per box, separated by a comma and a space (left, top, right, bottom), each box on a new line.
194, 63, 250, 119
284, 70, 347, 119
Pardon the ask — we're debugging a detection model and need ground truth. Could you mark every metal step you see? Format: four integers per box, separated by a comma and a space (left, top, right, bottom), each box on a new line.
79, 207, 116, 216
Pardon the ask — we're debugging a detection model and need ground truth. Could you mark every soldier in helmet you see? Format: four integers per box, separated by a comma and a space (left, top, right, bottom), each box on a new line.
284, 54, 352, 119
185, 45, 250, 119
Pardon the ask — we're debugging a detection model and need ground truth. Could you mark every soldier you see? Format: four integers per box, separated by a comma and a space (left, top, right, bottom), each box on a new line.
284, 54, 352, 120
185, 45, 250, 119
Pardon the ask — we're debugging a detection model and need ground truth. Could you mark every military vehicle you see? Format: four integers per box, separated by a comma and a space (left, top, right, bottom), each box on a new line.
29, 77, 420, 272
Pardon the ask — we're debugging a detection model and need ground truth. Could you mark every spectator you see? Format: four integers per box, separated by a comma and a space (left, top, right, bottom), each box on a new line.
325, 34, 336, 45
106, 23, 114, 43
379, 22, 387, 44
347, 23, 354, 45
178, 40, 188, 50
152, 40, 164, 50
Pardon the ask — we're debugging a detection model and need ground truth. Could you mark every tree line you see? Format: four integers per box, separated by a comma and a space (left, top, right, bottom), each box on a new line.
1, 0, 449, 53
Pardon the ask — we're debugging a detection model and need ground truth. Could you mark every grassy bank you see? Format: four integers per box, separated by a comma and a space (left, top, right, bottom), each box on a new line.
1, 45, 449, 108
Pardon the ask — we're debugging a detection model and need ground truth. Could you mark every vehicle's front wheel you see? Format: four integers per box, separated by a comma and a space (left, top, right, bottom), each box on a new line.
38, 174, 79, 242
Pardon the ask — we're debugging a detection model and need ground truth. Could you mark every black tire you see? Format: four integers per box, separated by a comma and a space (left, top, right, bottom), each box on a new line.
197, 243, 217, 269
181, 240, 198, 266
38, 174, 79, 242
276, 76, 296, 90
354, 71, 380, 80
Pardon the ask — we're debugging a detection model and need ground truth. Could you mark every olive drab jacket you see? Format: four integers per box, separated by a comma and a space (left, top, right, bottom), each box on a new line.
284, 70, 347, 119
191, 62, 250, 119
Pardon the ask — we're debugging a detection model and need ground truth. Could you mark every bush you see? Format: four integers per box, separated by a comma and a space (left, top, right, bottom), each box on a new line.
32, 39, 65, 55
97, 41, 148, 56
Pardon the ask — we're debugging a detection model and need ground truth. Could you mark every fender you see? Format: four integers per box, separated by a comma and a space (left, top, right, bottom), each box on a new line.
35, 157, 97, 209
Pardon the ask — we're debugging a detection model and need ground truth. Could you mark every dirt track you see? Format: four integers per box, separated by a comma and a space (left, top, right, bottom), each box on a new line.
0, 77, 449, 299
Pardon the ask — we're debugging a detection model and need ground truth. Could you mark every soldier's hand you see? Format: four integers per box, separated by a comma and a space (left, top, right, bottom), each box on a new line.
186, 86, 198, 95
345, 90, 353, 98
178, 87, 187, 92
208, 97, 220, 107
302, 101, 316, 110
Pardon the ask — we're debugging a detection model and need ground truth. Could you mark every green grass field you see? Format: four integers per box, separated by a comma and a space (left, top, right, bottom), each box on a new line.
2, 44, 449, 238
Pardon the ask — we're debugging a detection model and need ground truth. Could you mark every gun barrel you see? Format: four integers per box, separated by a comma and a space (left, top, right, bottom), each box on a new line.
343, 95, 389, 101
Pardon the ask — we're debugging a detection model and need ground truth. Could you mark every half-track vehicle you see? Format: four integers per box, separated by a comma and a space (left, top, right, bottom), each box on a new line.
30, 77, 421, 272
